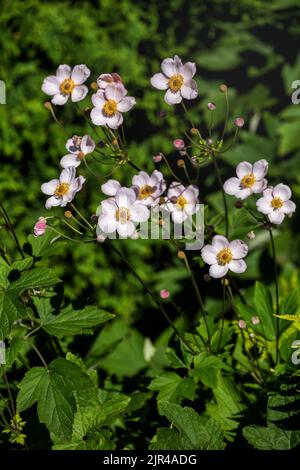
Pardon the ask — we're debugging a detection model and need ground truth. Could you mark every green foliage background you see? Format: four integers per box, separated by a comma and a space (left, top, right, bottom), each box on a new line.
1, 0, 300, 450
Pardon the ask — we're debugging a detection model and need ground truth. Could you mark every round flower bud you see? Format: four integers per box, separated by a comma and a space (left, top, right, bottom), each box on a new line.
169, 196, 178, 204
234, 117, 245, 128
206, 138, 213, 146
64, 210, 72, 219
160, 289, 170, 300
177, 250, 186, 260
173, 139, 185, 150
90, 82, 98, 90
251, 316, 260, 325
207, 102, 216, 111
177, 159, 185, 168
44, 101, 52, 110
221, 278, 229, 286
235, 200, 243, 209
153, 154, 162, 163
219, 84, 228, 93
247, 231, 256, 240
238, 320, 247, 329
190, 127, 199, 135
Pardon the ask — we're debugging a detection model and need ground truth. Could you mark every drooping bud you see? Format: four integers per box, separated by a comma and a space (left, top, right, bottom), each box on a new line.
160, 289, 170, 299
177, 159, 185, 168
173, 139, 185, 150
153, 154, 162, 163
177, 250, 186, 260
238, 320, 247, 329
64, 210, 72, 219
219, 84, 228, 93
90, 82, 98, 90
247, 231, 255, 240
190, 127, 199, 135
234, 117, 245, 128
34, 217, 47, 237
44, 101, 52, 110
207, 102, 216, 111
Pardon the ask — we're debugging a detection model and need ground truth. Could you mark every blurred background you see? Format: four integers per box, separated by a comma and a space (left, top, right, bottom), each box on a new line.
0, 0, 300, 352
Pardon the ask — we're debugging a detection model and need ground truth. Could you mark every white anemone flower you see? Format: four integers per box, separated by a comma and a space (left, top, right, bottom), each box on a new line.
97, 73, 123, 89
223, 159, 268, 200
98, 187, 150, 238
256, 184, 296, 225
42, 64, 90, 105
201, 235, 248, 279
60, 135, 95, 168
90, 84, 136, 129
131, 170, 166, 206
165, 182, 199, 223
41, 167, 85, 209
150, 55, 198, 105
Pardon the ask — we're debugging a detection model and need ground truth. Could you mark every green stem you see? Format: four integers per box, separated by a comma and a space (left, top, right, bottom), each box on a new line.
0, 202, 24, 259
212, 155, 229, 237
217, 282, 226, 353
70, 203, 94, 231
269, 228, 280, 364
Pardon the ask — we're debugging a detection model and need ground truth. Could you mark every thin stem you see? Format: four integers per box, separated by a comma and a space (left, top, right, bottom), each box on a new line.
269, 228, 280, 364
0, 202, 24, 259
181, 254, 211, 351
217, 282, 226, 352
212, 155, 229, 237
181, 101, 196, 130
220, 89, 229, 140
1, 366, 16, 416
31, 343, 48, 368
161, 153, 183, 183
107, 241, 195, 354
70, 203, 94, 231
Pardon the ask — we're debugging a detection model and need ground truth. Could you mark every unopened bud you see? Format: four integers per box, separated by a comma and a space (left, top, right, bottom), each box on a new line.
153, 154, 162, 163
247, 231, 256, 240
177, 250, 186, 260
235, 200, 243, 209
219, 84, 228, 93
238, 320, 246, 329
169, 196, 178, 204
221, 278, 229, 286
173, 139, 185, 150
44, 101, 52, 110
64, 210, 72, 219
90, 82, 98, 90
251, 316, 260, 325
234, 117, 245, 128
160, 289, 170, 299
207, 102, 216, 111
112, 139, 118, 146
177, 159, 185, 168
190, 127, 199, 135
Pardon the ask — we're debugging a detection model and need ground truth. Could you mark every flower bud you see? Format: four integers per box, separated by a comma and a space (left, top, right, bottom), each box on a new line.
169, 196, 178, 204
44, 101, 52, 110
177, 250, 186, 260
235, 200, 243, 209
234, 117, 245, 128
64, 210, 72, 219
207, 102, 216, 111
34, 217, 47, 237
247, 231, 255, 240
90, 82, 98, 90
160, 289, 170, 300
251, 316, 260, 325
238, 320, 246, 329
206, 138, 213, 146
173, 139, 185, 150
190, 127, 199, 135
219, 84, 228, 93
153, 154, 162, 163
221, 278, 229, 286
177, 159, 185, 168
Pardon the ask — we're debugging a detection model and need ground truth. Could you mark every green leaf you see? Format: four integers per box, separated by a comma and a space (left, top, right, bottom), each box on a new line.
39, 305, 114, 337
17, 358, 95, 439
157, 401, 226, 450
192, 353, 223, 388
10, 268, 61, 292
149, 428, 189, 450
243, 423, 300, 450
253, 281, 276, 340
149, 373, 195, 403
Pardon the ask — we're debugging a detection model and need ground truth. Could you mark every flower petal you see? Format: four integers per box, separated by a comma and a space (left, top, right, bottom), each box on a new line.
229, 239, 248, 259
209, 264, 229, 279
117, 96, 136, 112
131, 204, 150, 223
45, 196, 61, 210
81, 135, 95, 154
51, 93, 69, 106
41, 179, 59, 195
161, 57, 180, 77
223, 177, 241, 196
236, 161, 253, 179
228, 259, 247, 274
180, 80, 198, 100
71, 85, 88, 102
115, 187, 136, 208
256, 196, 272, 214
268, 210, 285, 225
105, 83, 127, 102
212, 235, 229, 250
60, 154, 80, 168
164, 89, 182, 105
101, 180, 121, 196
273, 183, 292, 201
282, 200, 296, 214
60, 167, 75, 184
172, 209, 187, 224
91, 91, 106, 108
201, 245, 218, 265
117, 221, 136, 238
106, 111, 123, 129
41, 76, 60, 96
101, 199, 118, 214
99, 214, 118, 233
90, 108, 107, 126
252, 159, 269, 178
252, 179, 267, 194
71, 64, 90, 85
180, 62, 196, 80
150, 73, 169, 90
56, 64, 71, 81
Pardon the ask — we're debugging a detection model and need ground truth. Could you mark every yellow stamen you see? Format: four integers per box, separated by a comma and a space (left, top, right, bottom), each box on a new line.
176, 195, 187, 210
116, 207, 131, 224
217, 248, 233, 266
138, 185, 155, 200
241, 173, 256, 188
55, 182, 70, 197
271, 197, 283, 209
59, 78, 75, 95
103, 99, 117, 117
168, 74, 184, 92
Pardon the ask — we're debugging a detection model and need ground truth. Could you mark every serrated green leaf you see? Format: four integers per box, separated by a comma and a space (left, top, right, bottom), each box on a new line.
149, 373, 195, 403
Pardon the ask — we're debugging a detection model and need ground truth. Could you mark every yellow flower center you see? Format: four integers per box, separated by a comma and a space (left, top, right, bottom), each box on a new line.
103, 99, 117, 117
116, 207, 131, 224
217, 248, 233, 266
168, 74, 184, 92
241, 173, 256, 188
138, 185, 155, 200
59, 78, 75, 95
271, 197, 283, 209
54, 182, 70, 197
176, 195, 187, 210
